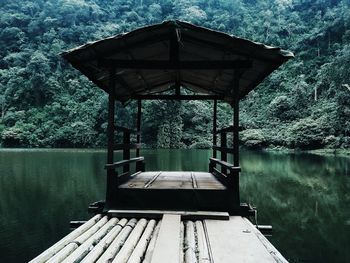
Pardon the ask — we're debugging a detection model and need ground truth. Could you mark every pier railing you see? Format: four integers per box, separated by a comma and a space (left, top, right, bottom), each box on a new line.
209, 125, 241, 188
105, 126, 145, 186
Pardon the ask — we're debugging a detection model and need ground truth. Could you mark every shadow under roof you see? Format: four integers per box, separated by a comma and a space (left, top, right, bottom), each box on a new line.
61, 20, 294, 103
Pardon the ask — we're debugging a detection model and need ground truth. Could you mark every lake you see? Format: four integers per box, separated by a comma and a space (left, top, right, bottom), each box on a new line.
0, 149, 349, 262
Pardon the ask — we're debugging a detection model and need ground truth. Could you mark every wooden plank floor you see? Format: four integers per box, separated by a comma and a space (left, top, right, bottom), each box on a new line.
31, 212, 288, 263
119, 171, 225, 190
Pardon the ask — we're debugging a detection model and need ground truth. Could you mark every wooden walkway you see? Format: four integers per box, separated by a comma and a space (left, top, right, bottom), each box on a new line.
110, 172, 230, 211
30, 211, 288, 263
119, 171, 225, 189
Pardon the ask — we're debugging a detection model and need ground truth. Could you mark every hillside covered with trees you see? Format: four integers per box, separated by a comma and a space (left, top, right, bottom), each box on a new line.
0, 0, 349, 150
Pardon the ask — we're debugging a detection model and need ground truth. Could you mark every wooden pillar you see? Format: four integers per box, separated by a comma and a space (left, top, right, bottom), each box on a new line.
106, 67, 116, 203
123, 130, 130, 173
136, 99, 141, 157
212, 99, 217, 158
220, 133, 227, 175
232, 70, 240, 205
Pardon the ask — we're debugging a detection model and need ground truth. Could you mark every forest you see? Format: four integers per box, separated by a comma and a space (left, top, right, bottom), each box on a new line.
0, 0, 349, 150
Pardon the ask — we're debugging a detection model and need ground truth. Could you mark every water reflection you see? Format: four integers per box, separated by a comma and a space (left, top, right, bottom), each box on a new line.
0, 149, 349, 262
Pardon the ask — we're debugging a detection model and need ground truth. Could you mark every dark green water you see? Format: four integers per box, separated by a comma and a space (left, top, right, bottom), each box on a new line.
0, 149, 349, 263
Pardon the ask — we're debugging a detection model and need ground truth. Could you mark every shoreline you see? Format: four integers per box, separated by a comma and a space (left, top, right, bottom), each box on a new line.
0, 146, 349, 157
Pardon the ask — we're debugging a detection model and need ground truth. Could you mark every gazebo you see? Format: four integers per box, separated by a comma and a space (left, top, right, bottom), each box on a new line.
62, 20, 293, 215
30, 20, 294, 263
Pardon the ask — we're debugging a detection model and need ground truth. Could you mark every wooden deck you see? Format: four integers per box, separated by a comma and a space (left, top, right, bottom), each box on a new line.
119, 171, 225, 189
30, 211, 288, 263
108, 171, 235, 212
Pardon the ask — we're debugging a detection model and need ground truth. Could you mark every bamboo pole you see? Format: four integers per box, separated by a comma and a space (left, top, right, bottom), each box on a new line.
142, 221, 161, 263
46, 216, 108, 263
62, 218, 119, 263
81, 219, 128, 263
75, 216, 109, 244
184, 221, 197, 263
29, 214, 102, 263
46, 243, 79, 263
195, 221, 210, 263
179, 222, 184, 263
112, 218, 148, 263
127, 219, 156, 263
97, 218, 138, 263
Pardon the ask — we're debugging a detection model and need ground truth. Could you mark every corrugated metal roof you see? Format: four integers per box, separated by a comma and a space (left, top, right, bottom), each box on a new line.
62, 20, 294, 103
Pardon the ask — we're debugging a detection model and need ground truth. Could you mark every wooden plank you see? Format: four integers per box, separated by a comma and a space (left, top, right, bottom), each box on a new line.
243, 218, 288, 263
107, 210, 229, 220
144, 172, 162, 188
205, 216, 277, 262
151, 214, 181, 263
209, 158, 241, 172
119, 171, 225, 190
105, 157, 144, 169
193, 172, 224, 189
119, 171, 157, 188
112, 188, 229, 212
147, 172, 192, 189
143, 221, 161, 263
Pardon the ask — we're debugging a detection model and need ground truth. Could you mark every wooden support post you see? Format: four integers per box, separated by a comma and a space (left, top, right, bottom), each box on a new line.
106, 67, 116, 203
213, 99, 217, 159
123, 130, 131, 173
136, 99, 142, 157
220, 133, 227, 175
232, 71, 240, 205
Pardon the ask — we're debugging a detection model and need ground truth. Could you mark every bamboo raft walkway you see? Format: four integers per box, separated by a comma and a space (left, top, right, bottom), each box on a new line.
30, 212, 287, 263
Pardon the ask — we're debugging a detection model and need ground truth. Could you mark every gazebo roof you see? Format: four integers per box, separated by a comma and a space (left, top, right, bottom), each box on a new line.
62, 20, 294, 103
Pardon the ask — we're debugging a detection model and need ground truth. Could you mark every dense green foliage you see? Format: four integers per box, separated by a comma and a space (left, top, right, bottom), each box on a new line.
0, 0, 349, 149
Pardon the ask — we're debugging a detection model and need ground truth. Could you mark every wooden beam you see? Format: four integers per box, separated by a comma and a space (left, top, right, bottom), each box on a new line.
151, 214, 181, 263
106, 68, 116, 202
123, 130, 131, 173
107, 210, 230, 220
213, 100, 217, 159
98, 59, 252, 70
132, 94, 224, 100
105, 157, 145, 170
209, 158, 241, 173
220, 132, 227, 175
136, 99, 141, 157
232, 70, 240, 204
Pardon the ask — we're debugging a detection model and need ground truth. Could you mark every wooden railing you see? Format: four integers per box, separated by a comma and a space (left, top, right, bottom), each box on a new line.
209, 125, 241, 187
105, 126, 145, 186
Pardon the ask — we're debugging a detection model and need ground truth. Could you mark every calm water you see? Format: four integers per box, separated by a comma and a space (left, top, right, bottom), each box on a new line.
0, 149, 349, 262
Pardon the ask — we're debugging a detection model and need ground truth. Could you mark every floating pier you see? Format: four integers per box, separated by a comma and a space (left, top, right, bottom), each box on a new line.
30, 211, 287, 263
30, 20, 294, 262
